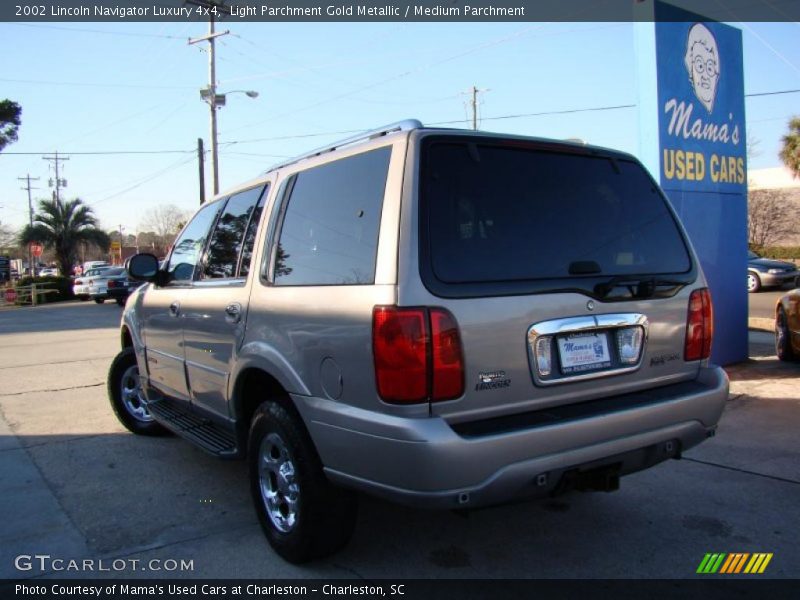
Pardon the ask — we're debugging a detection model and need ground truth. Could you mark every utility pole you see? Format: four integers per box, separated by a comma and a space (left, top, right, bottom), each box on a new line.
465, 86, 490, 131
188, 2, 231, 196
42, 152, 70, 203
18, 174, 40, 275
197, 137, 206, 205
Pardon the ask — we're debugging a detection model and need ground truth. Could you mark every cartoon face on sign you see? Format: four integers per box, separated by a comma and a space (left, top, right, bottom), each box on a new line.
684, 23, 720, 114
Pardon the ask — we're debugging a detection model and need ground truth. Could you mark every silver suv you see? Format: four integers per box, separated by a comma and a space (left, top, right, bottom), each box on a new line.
109, 120, 728, 563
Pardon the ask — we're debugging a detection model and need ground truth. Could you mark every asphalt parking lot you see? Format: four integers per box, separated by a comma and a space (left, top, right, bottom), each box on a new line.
0, 301, 798, 580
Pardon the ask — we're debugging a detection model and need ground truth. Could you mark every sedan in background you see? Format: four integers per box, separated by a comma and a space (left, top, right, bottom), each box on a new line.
748, 251, 799, 293
72, 266, 114, 300
86, 267, 127, 304
776, 289, 800, 362
106, 276, 144, 306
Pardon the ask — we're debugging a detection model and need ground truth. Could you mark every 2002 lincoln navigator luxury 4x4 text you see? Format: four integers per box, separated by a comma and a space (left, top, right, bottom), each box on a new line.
108, 120, 729, 563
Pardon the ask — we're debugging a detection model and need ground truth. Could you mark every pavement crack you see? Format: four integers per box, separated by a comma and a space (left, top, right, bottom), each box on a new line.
94, 523, 255, 563
0, 357, 109, 370
332, 564, 369, 581
0, 382, 104, 397
683, 457, 800, 485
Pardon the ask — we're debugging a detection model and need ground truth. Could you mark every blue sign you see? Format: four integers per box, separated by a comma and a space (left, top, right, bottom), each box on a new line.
641, 4, 749, 366
656, 18, 747, 193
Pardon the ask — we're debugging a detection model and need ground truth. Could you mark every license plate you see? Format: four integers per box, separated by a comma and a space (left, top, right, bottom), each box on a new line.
557, 333, 611, 374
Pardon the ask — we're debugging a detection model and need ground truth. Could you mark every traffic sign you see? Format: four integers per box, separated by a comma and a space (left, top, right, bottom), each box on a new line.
29, 242, 44, 257
4, 288, 17, 303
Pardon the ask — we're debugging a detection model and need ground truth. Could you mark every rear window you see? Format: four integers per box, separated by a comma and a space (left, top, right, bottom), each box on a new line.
420, 138, 693, 297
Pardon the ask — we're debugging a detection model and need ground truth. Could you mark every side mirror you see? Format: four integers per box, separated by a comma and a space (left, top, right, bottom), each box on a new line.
127, 253, 160, 282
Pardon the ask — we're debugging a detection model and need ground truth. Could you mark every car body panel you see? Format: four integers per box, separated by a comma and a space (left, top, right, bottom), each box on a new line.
777, 288, 800, 355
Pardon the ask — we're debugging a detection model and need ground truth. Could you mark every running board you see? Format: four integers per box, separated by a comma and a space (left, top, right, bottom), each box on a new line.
148, 398, 239, 458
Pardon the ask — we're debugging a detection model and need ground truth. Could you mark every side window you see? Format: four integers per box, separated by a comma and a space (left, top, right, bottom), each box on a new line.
166, 200, 222, 283
238, 187, 268, 278
273, 146, 391, 286
202, 185, 266, 280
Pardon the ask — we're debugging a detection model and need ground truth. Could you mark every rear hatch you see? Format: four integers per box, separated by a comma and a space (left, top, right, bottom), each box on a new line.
409, 134, 706, 423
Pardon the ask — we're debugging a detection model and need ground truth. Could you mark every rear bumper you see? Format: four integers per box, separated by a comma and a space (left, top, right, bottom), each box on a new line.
295, 366, 729, 509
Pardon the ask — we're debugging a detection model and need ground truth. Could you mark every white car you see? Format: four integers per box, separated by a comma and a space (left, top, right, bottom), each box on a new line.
39, 267, 60, 277
87, 267, 127, 304
72, 267, 114, 300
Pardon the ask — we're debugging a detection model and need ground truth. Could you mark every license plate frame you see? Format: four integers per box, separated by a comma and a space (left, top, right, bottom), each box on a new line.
557, 332, 612, 375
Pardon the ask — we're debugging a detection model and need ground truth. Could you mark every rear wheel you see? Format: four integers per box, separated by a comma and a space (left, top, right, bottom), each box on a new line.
776, 307, 797, 362
248, 401, 357, 563
108, 347, 168, 435
94, 296, 105, 304
116, 297, 126, 306
747, 272, 761, 293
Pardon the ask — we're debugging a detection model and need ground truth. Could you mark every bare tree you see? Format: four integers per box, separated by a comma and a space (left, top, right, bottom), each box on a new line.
137, 204, 189, 252
748, 189, 799, 248
138, 204, 189, 239
0, 221, 17, 250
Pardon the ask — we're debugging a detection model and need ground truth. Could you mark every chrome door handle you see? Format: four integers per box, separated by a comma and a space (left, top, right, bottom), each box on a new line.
169, 301, 180, 316
225, 302, 242, 323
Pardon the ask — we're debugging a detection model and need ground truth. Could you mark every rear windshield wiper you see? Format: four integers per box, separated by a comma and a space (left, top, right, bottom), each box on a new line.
594, 276, 688, 299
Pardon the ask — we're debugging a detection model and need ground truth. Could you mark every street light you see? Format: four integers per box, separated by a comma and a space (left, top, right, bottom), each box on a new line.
200, 87, 259, 195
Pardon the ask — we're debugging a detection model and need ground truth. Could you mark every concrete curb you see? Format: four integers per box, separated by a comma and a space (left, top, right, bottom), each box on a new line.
748, 317, 774, 333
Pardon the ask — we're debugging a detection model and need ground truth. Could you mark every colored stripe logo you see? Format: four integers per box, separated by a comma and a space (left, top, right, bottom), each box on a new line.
697, 553, 773, 574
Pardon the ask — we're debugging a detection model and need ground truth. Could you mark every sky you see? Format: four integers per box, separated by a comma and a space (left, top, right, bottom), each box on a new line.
1, 19, 799, 235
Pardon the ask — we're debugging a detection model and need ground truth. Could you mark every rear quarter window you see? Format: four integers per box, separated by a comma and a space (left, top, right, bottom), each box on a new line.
273, 146, 392, 286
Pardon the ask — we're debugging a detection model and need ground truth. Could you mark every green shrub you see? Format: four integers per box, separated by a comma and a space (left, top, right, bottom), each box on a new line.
752, 246, 800, 261
15, 275, 74, 304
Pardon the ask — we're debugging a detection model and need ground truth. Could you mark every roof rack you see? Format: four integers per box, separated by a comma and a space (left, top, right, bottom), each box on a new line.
268, 119, 423, 172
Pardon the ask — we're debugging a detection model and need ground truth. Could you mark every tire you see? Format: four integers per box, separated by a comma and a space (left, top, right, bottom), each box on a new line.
747, 272, 761, 293
248, 401, 357, 563
116, 298, 126, 306
776, 307, 797, 362
79, 295, 89, 301
94, 297, 105, 304
107, 347, 168, 436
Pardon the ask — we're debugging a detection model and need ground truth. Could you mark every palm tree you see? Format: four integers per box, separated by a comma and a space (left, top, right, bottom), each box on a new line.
19, 197, 110, 276
779, 116, 800, 178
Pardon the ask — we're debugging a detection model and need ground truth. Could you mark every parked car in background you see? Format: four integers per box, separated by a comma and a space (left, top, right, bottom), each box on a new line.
106, 275, 144, 306
748, 251, 798, 293
87, 267, 127, 303
39, 267, 60, 277
776, 289, 800, 362
73, 266, 114, 300
83, 260, 110, 273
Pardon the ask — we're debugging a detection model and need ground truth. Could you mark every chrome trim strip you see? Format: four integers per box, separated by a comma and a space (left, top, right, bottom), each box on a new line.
527, 313, 649, 387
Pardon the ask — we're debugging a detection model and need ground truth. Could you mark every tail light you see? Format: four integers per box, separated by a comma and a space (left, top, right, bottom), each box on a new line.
685, 288, 713, 361
373, 306, 465, 404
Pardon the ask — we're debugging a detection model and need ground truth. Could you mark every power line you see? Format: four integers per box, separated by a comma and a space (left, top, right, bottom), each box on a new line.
3, 150, 194, 156
0, 77, 194, 90
6, 23, 185, 39
86, 156, 197, 207
745, 88, 800, 97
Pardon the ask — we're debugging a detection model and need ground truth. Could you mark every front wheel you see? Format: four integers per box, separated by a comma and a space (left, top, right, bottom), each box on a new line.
94, 296, 105, 304
248, 401, 357, 563
116, 297, 126, 306
107, 347, 168, 436
776, 307, 797, 362
747, 272, 761, 293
